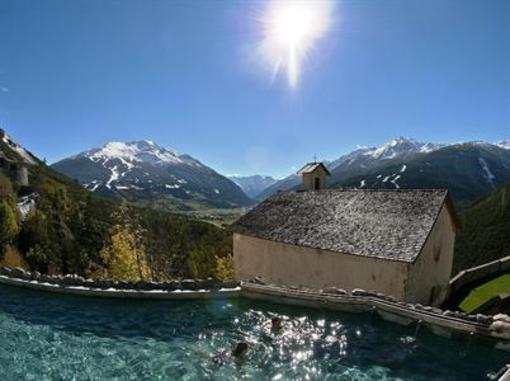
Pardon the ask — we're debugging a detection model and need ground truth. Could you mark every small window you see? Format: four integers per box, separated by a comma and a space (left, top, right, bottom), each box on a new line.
314, 177, 321, 190
433, 243, 441, 262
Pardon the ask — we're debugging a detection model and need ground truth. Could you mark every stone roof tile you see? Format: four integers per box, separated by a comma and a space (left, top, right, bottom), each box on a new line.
230, 189, 450, 262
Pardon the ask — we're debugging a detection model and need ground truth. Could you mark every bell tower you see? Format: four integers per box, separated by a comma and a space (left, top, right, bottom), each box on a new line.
297, 162, 330, 191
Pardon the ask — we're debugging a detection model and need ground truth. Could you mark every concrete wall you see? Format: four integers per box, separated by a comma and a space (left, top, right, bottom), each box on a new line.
234, 233, 409, 300
405, 205, 456, 306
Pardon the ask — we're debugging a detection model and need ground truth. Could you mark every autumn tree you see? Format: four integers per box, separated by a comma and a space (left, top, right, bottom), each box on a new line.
98, 225, 150, 281
214, 254, 234, 281
97, 203, 150, 281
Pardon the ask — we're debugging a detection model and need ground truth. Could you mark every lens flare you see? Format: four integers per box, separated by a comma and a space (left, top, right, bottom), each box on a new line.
259, 0, 333, 88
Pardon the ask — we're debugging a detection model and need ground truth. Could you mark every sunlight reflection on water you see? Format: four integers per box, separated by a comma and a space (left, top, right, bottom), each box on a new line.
0, 285, 506, 380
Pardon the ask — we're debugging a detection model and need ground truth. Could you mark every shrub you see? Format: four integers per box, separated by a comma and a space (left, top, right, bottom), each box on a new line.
0, 200, 18, 249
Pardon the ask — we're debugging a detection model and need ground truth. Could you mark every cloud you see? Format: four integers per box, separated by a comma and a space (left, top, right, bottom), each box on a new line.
1, 87, 8, 93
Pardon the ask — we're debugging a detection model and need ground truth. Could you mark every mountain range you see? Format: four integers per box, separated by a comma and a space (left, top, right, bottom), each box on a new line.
51, 136, 510, 210
255, 137, 510, 207
52, 141, 252, 210
228, 175, 277, 198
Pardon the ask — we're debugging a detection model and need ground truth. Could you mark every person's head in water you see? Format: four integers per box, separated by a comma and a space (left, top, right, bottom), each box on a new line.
231, 342, 248, 358
271, 317, 283, 331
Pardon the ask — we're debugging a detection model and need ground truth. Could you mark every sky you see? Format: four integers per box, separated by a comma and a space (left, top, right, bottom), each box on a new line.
0, 0, 508, 178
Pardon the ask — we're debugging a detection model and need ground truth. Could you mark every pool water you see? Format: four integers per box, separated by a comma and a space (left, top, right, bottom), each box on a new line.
0, 285, 506, 380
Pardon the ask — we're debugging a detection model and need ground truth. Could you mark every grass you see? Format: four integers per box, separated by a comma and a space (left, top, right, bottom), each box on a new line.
459, 274, 510, 313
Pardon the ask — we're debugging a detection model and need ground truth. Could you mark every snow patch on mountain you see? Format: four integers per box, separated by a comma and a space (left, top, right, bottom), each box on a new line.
497, 140, 510, 150
478, 157, 495, 187
106, 166, 120, 189
391, 175, 401, 189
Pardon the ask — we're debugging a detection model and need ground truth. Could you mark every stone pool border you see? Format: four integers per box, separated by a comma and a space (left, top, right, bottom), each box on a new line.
240, 281, 510, 348
0, 267, 240, 300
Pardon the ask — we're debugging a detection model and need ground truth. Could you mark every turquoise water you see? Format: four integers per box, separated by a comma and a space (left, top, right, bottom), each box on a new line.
0, 285, 506, 380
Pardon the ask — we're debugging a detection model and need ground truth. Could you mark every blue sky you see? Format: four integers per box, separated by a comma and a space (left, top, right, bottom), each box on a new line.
0, 0, 508, 178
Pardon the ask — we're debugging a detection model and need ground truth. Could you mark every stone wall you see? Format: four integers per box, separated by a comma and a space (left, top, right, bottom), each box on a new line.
0, 266, 239, 300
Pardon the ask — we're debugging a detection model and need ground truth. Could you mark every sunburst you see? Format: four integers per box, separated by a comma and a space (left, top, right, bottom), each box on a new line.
258, 0, 333, 88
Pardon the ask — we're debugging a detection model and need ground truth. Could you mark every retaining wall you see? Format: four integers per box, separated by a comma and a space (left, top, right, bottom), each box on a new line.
446, 255, 510, 308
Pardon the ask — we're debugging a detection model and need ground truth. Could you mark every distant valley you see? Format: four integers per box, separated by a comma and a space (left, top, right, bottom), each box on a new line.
228, 175, 277, 199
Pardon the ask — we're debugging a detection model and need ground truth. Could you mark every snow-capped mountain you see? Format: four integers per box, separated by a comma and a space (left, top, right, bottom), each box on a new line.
341, 141, 510, 206
52, 140, 252, 209
497, 140, 510, 150
257, 137, 442, 200
256, 137, 510, 206
360, 137, 444, 160
228, 175, 277, 198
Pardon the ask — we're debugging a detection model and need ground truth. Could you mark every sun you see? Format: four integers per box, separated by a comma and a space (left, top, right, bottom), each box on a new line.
259, 0, 333, 88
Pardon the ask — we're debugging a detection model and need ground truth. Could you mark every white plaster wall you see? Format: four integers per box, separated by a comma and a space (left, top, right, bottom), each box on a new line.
405, 205, 456, 306
234, 233, 409, 300
302, 167, 328, 190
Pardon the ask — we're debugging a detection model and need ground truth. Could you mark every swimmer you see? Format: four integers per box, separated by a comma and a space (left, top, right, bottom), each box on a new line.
231, 341, 249, 358
213, 341, 249, 366
270, 317, 283, 333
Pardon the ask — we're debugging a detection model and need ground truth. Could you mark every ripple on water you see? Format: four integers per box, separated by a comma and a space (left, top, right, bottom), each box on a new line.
0, 285, 506, 380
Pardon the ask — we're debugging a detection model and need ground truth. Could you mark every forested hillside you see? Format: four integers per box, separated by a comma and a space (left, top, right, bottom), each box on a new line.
0, 131, 233, 281
454, 182, 510, 274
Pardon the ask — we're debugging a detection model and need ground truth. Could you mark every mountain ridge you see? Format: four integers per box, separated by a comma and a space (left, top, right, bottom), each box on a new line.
52, 140, 253, 210
254, 137, 510, 206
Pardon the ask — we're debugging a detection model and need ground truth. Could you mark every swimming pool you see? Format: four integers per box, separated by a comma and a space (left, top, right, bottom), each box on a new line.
0, 284, 506, 380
